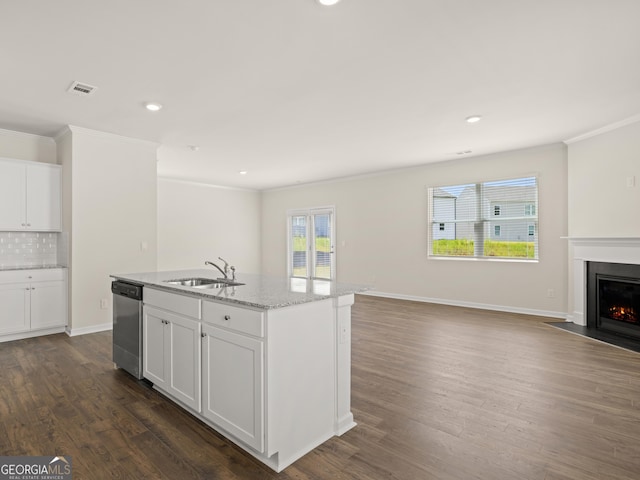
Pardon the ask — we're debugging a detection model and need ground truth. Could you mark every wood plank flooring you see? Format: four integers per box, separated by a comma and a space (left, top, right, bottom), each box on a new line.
2, 295, 640, 479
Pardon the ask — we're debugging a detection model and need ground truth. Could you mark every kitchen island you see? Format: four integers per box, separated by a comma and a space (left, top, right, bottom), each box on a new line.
110, 269, 367, 472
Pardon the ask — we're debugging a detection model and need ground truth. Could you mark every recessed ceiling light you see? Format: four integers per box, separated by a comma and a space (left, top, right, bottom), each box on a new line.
144, 102, 163, 112
318, 0, 341, 5
239, 170, 248, 175
466, 115, 482, 123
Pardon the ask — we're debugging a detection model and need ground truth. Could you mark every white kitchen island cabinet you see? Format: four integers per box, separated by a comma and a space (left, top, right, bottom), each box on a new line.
112, 270, 367, 473
201, 321, 264, 452
143, 289, 202, 412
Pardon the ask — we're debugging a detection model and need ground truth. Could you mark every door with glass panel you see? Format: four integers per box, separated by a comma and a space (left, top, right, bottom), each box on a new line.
288, 207, 335, 280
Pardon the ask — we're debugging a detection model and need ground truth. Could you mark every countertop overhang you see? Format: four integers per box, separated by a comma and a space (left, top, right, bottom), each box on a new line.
111, 269, 369, 310
0, 264, 67, 271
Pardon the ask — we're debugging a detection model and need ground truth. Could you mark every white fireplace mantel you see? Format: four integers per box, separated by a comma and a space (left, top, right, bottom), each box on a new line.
567, 237, 640, 325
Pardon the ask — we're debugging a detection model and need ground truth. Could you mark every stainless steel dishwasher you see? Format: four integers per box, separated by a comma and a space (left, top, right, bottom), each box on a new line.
112, 280, 144, 379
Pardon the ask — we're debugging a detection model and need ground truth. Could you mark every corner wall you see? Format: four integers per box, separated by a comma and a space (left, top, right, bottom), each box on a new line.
567, 119, 640, 237
566, 118, 640, 317
262, 144, 568, 317
65, 127, 158, 334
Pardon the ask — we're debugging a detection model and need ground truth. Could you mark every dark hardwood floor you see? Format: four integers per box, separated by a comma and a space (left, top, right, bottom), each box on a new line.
2, 295, 640, 479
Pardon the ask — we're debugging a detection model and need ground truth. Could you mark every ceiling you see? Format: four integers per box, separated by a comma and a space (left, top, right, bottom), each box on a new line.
1, 0, 640, 190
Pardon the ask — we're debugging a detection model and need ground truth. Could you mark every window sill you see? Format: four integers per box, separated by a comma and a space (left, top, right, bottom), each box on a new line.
428, 255, 539, 264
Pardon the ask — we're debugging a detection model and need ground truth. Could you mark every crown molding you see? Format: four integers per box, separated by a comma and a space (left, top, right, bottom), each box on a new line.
0, 127, 56, 143
564, 114, 640, 145
55, 125, 160, 149
53, 126, 72, 142
157, 175, 259, 193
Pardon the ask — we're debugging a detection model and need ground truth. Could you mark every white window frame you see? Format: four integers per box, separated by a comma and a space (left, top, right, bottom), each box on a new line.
428, 176, 538, 261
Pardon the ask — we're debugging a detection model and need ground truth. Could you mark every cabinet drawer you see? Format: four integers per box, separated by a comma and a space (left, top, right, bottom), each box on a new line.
0, 268, 65, 284
203, 301, 264, 337
144, 287, 201, 319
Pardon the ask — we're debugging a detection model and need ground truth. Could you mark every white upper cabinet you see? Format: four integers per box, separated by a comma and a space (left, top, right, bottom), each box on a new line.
0, 160, 26, 229
0, 158, 62, 232
25, 163, 62, 231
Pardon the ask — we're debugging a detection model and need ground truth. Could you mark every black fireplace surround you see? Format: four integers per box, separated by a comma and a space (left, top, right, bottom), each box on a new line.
587, 261, 640, 341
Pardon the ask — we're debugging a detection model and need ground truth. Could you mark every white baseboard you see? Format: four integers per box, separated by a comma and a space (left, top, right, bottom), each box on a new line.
66, 322, 112, 337
0, 326, 66, 343
361, 291, 568, 320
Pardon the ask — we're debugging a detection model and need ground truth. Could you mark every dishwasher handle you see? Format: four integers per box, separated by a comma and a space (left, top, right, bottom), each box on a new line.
111, 281, 143, 301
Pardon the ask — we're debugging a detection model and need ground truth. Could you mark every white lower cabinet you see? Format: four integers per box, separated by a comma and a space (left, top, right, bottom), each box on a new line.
0, 283, 30, 335
201, 322, 264, 452
0, 269, 67, 339
143, 305, 201, 412
30, 281, 66, 329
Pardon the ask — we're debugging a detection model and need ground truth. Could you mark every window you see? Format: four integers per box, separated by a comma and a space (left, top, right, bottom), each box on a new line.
428, 176, 538, 259
525, 204, 536, 216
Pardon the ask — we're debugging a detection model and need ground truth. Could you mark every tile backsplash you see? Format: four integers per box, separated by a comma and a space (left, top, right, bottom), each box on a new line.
0, 232, 66, 268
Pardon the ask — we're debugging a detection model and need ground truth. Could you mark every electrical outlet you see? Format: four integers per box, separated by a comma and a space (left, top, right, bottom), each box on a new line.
627, 176, 636, 188
547, 289, 555, 298
100, 298, 108, 309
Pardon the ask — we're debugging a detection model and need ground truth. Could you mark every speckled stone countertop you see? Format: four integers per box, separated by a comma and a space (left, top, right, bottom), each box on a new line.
111, 269, 370, 310
0, 264, 67, 271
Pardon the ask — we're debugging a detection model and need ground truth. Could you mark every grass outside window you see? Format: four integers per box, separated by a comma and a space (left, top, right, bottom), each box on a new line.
432, 239, 536, 258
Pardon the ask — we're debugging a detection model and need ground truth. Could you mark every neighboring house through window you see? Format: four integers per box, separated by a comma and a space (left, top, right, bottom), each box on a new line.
428, 176, 538, 259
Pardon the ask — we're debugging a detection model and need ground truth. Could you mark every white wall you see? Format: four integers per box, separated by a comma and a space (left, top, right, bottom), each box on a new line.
262, 144, 568, 317
567, 119, 640, 237
157, 178, 261, 273
62, 126, 158, 334
0, 128, 57, 163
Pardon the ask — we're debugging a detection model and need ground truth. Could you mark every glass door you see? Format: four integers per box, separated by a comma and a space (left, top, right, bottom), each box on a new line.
288, 207, 335, 280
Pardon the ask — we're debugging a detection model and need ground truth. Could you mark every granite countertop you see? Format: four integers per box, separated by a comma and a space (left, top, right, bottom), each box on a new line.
111, 269, 369, 310
0, 264, 67, 271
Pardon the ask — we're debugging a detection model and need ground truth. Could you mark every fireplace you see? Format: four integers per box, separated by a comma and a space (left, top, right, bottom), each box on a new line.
587, 261, 640, 340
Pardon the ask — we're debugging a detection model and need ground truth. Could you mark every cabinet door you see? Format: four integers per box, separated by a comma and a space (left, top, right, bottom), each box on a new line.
143, 306, 169, 389
25, 164, 61, 231
202, 323, 264, 452
0, 283, 30, 335
0, 161, 26, 230
168, 314, 201, 412
30, 281, 66, 329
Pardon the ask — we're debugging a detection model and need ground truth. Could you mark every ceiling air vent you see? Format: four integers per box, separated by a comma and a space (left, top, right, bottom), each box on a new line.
67, 81, 98, 96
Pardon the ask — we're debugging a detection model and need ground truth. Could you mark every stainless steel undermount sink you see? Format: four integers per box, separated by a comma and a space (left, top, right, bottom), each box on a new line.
164, 277, 244, 288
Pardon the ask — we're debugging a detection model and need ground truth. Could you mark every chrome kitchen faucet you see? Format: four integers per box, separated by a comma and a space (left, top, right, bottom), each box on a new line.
205, 257, 236, 280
